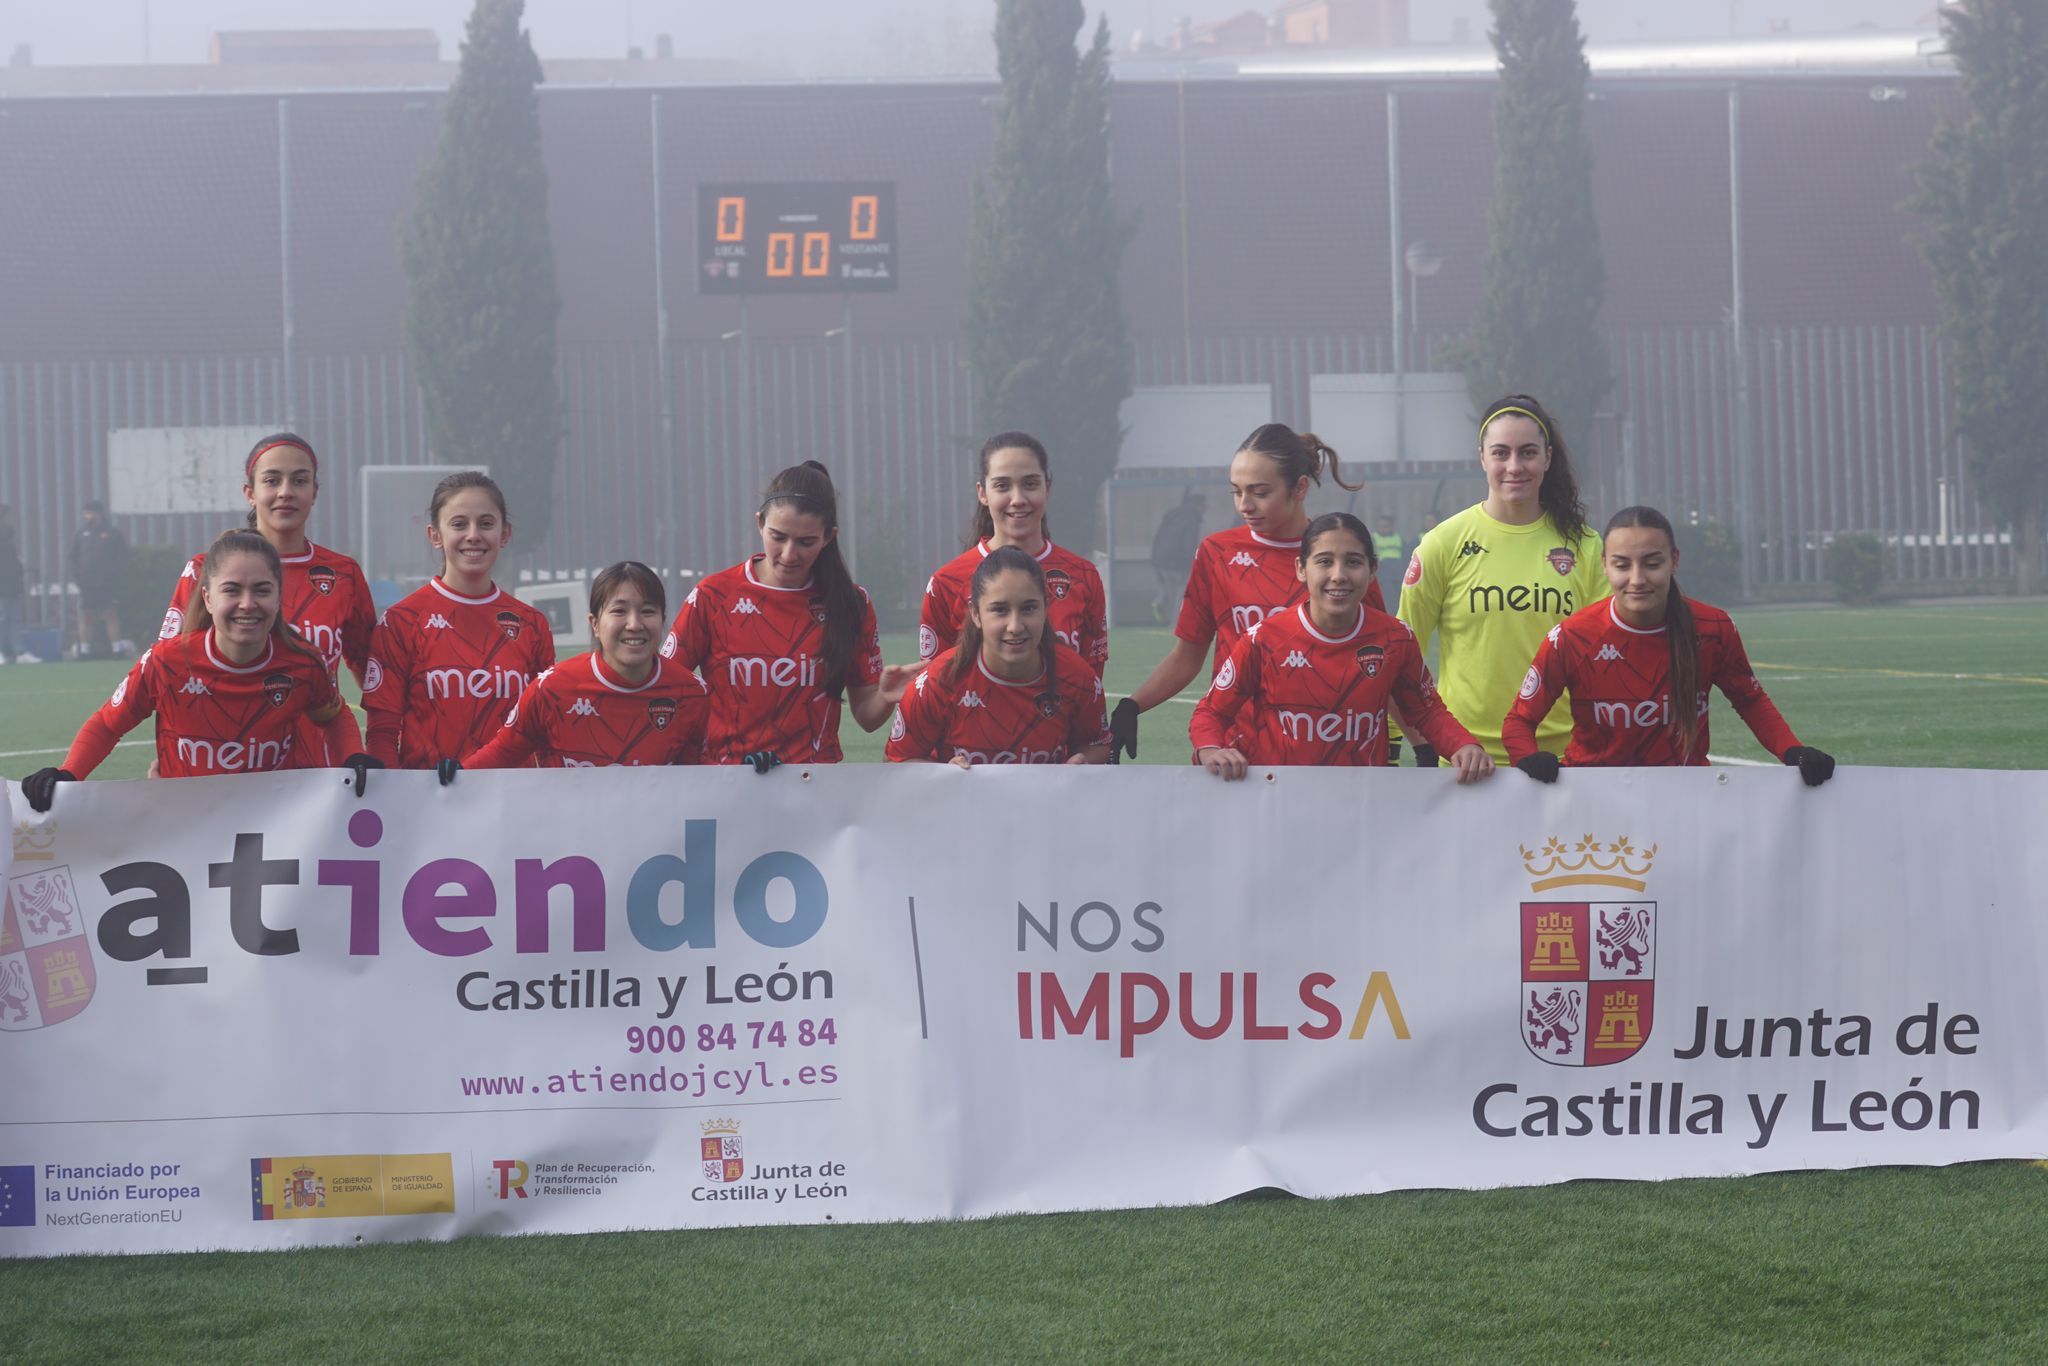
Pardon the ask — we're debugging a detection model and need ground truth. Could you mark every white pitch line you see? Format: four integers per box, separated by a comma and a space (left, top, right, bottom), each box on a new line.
0, 739, 148, 760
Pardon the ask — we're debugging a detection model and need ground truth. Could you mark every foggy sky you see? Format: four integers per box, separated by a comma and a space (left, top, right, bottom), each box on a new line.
7, 1, 1943, 77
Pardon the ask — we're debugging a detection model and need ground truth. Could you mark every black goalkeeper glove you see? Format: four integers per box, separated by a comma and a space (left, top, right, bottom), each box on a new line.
341, 753, 384, 798
436, 758, 463, 787
744, 751, 783, 775
1108, 698, 1139, 763
22, 767, 76, 813
1413, 744, 1440, 769
1782, 745, 1836, 787
1387, 737, 1403, 765
1514, 752, 1561, 784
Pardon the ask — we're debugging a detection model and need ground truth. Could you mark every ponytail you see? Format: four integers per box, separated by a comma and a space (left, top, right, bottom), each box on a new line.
968, 432, 1051, 549
1479, 395, 1588, 546
1604, 506, 1698, 758
1237, 423, 1364, 494
759, 461, 862, 699
183, 528, 328, 672
947, 545, 1058, 693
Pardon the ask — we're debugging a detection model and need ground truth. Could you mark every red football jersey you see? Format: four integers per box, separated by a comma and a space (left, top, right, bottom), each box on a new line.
660, 557, 884, 765
1190, 605, 1474, 767
886, 644, 1109, 765
361, 578, 556, 767
1175, 526, 1386, 678
919, 540, 1108, 673
466, 651, 708, 769
1502, 598, 1801, 767
160, 542, 374, 685
63, 631, 355, 779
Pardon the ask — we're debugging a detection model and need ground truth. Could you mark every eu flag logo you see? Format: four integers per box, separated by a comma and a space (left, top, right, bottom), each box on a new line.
0, 1165, 34, 1227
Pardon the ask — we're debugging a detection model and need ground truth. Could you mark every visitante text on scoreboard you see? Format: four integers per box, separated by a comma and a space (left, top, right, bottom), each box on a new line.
696, 183, 897, 295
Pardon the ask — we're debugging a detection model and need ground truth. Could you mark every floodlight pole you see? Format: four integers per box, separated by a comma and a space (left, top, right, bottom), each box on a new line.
651, 94, 678, 593
278, 97, 297, 429
1727, 85, 1756, 599
1386, 88, 1406, 465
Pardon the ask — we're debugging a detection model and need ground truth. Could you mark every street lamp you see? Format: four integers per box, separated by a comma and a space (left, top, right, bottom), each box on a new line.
1403, 239, 1444, 368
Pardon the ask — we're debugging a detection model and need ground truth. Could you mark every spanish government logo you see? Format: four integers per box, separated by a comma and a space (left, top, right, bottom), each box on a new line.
250, 1154, 456, 1220
1518, 834, 1657, 1067
701, 1119, 743, 1183
2, 860, 98, 1032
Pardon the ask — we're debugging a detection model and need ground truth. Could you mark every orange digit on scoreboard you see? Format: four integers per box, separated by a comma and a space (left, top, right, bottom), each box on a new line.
800, 231, 831, 278
715, 196, 746, 243
765, 231, 796, 278
849, 195, 879, 241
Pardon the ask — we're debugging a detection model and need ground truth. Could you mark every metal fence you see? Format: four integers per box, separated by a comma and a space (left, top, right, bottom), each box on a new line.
0, 320, 2015, 634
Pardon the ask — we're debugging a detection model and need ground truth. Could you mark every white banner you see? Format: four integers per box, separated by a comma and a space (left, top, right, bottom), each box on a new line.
3, 765, 2045, 1256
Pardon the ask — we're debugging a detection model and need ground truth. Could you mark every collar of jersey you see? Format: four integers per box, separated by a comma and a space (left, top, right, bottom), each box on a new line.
428, 577, 502, 605
744, 557, 812, 593
591, 651, 662, 694
977, 538, 1054, 563
203, 632, 276, 675
1294, 603, 1364, 645
1471, 506, 1557, 537
276, 544, 316, 564
1606, 599, 1669, 636
975, 654, 1046, 689
1247, 528, 1302, 549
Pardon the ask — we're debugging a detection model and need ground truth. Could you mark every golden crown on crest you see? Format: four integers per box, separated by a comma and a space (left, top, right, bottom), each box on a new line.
12, 819, 56, 862
701, 1118, 740, 1136
1520, 834, 1658, 893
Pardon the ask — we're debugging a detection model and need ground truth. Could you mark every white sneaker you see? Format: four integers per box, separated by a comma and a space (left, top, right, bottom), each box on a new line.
17, 651, 42, 663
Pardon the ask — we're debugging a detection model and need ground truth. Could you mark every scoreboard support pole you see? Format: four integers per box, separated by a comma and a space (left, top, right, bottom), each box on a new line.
651, 93, 679, 594
830, 297, 859, 575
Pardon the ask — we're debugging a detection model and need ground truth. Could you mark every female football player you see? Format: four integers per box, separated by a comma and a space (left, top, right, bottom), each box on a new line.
661, 462, 916, 770
1395, 395, 1608, 765
919, 432, 1108, 673
1115, 423, 1378, 756
156, 433, 375, 691
23, 530, 367, 811
888, 546, 1111, 767
1191, 513, 1491, 782
360, 472, 553, 779
1502, 506, 1835, 784
462, 562, 706, 770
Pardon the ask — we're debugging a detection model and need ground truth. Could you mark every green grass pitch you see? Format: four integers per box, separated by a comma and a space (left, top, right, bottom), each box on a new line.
2, 602, 2045, 1360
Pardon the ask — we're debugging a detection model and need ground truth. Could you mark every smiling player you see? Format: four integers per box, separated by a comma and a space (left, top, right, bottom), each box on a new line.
1502, 505, 1835, 785
1190, 513, 1490, 781
462, 562, 706, 770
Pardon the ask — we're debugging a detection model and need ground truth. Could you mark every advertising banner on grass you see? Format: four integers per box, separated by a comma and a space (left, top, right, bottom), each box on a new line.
3, 764, 2046, 1257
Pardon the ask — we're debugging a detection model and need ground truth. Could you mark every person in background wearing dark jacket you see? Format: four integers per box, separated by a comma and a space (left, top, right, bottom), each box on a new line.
0, 504, 30, 664
70, 499, 128, 660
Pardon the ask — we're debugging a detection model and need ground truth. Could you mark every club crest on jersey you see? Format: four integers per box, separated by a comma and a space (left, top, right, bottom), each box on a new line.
1517, 834, 1658, 1067
1045, 568, 1072, 601
263, 673, 295, 707
306, 564, 337, 595
495, 611, 523, 641
1035, 692, 1061, 719
647, 697, 677, 730
807, 596, 829, 625
1354, 643, 1385, 677
1546, 547, 1577, 577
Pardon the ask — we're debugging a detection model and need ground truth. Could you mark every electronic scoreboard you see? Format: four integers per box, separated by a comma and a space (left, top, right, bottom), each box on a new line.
696, 182, 897, 295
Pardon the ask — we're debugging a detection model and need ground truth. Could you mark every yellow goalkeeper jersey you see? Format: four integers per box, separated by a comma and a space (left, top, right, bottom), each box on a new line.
1395, 503, 1609, 762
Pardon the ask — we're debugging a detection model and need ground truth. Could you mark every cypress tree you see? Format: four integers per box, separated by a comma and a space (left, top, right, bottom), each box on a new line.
966, 1, 1132, 552
1448, 0, 1609, 445
1915, 0, 2048, 594
403, 0, 563, 546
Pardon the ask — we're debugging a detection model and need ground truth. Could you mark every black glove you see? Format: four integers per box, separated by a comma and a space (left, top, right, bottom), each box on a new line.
22, 767, 76, 814
743, 751, 782, 775
1387, 737, 1403, 765
342, 753, 384, 798
1413, 744, 1440, 769
436, 758, 463, 787
1515, 751, 1561, 784
1782, 745, 1835, 787
1109, 698, 1139, 762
